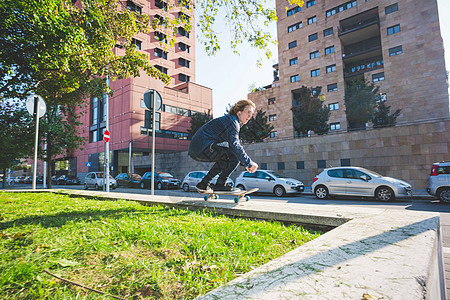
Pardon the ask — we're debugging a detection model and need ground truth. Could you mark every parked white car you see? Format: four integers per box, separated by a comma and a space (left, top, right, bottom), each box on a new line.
84, 172, 117, 190
181, 171, 234, 192
235, 170, 305, 197
312, 166, 412, 201
427, 161, 450, 203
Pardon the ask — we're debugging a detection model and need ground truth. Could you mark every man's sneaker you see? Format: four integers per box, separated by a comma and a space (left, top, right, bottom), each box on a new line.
196, 182, 212, 192
213, 184, 241, 193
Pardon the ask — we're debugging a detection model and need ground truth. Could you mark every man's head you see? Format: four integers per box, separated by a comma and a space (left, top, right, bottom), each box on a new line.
229, 100, 256, 125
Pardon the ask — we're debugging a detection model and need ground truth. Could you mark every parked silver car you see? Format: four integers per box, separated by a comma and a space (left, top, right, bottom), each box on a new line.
84, 172, 117, 190
235, 170, 305, 197
312, 167, 412, 201
427, 161, 450, 203
181, 171, 234, 192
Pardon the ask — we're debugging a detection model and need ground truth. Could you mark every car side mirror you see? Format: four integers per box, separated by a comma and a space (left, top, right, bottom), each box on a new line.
360, 175, 369, 182
266, 176, 272, 181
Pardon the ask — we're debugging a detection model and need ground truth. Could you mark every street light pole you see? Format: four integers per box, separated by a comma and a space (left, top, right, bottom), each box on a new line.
105, 71, 110, 192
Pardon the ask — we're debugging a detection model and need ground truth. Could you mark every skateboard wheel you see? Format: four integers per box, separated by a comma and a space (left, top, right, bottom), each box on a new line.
234, 197, 239, 203
204, 196, 209, 201
245, 196, 250, 201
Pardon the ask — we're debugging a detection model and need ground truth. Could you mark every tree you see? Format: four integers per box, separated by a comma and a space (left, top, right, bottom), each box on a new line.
344, 79, 378, 130
39, 105, 86, 188
291, 86, 330, 136
240, 109, 274, 142
188, 109, 213, 137
0, 101, 34, 187
372, 101, 401, 128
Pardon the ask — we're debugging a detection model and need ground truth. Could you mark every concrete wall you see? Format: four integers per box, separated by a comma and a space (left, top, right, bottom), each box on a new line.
141, 118, 450, 190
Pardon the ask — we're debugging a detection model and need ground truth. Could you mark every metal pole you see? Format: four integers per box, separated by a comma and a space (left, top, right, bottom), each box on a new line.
32, 96, 39, 190
43, 137, 47, 188
105, 71, 110, 192
151, 91, 156, 196
129, 141, 132, 173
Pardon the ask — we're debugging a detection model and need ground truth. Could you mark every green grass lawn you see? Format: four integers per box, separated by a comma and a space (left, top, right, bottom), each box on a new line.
0, 192, 321, 299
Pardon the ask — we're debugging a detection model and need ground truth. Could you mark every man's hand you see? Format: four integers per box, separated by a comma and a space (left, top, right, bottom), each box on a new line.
246, 163, 258, 173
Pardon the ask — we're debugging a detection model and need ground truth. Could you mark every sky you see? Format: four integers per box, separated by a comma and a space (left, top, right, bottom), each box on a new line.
195, 0, 450, 118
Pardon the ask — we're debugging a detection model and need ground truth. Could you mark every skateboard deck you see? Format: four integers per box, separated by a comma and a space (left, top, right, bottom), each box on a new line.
198, 188, 259, 203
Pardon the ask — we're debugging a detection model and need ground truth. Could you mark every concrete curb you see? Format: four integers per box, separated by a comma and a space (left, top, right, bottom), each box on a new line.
1, 189, 444, 299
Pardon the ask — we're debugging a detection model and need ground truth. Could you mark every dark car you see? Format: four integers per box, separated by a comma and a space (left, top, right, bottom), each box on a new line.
56, 175, 81, 185
115, 173, 142, 188
140, 171, 181, 190
24, 176, 32, 184
36, 175, 43, 184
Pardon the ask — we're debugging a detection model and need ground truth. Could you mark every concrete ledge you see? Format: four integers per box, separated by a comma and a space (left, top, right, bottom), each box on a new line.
2, 189, 444, 299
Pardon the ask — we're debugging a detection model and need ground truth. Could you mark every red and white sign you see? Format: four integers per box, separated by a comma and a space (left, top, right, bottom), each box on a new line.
104, 130, 110, 143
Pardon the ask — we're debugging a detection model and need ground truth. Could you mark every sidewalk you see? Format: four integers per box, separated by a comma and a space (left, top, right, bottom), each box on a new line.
4, 188, 441, 299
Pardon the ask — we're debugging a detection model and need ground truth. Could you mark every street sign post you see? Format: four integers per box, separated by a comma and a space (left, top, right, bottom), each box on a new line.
26, 95, 46, 190
143, 89, 162, 196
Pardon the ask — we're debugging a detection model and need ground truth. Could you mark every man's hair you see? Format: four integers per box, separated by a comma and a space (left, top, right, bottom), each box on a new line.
229, 100, 256, 115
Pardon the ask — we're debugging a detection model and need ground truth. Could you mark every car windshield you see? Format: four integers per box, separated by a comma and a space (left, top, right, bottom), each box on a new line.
266, 171, 288, 178
358, 168, 382, 177
159, 173, 173, 178
130, 174, 142, 180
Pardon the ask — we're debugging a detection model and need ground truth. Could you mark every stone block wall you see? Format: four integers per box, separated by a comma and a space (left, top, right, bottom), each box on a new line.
142, 118, 449, 189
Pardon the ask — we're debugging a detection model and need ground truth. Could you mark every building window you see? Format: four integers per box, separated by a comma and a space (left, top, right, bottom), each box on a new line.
154, 65, 168, 74
288, 41, 297, 49
310, 50, 319, 59
306, 0, 315, 7
329, 102, 339, 111
155, 0, 167, 10
178, 27, 189, 38
317, 160, 326, 168
91, 97, 99, 125
91, 130, 98, 143
311, 69, 320, 77
178, 42, 190, 53
288, 22, 302, 32
278, 162, 285, 170
154, 14, 167, 27
154, 48, 167, 59
330, 122, 341, 130
341, 158, 351, 166
269, 114, 277, 121
296, 161, 305, 169
372, 72, 385, 82
326, 64, 336, 73
289, 57, 298, 65
178, 73, 190, 82
325, 45, 335, 55
178, 58, 190, 68
287, 6, 302, 16
385, 3, 398, 14
308, 33, 318, 42
389, 45, 403, 56
155, 32, 167, 43
178, 12, 190, 21
270, 131, 277, 138
131, 38, 142, 50
323, 27, 334, 37
387, 24, 400, 36
378, 93, 387, 102
307, 16, 317, 25
126, 0, 142, 13
290, 74, 299, 82
268, 97, 276, 105
326, 0, 357, 17
327, 83, 338, 92
260, 163, 267, 169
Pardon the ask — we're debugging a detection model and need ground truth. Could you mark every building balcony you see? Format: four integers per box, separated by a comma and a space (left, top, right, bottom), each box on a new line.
338, 8, 380, 45
344, 56, 383, 78
342, 36, 382, 62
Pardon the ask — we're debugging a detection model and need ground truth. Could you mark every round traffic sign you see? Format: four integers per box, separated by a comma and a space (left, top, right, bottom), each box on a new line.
104, 130, 110, 143
26, 95, 46, 118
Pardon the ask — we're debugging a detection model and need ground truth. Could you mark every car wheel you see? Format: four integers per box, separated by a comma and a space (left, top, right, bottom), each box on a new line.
94, 183, 99, 190
84, 183, 88, 190
438, 188, 450, 203
237, 184, 246, 190
314, 185, 329, 199
157, 182, 163, 190
376, 186, 395, 202
273, 185, 285, 197
183, 183, 190, 192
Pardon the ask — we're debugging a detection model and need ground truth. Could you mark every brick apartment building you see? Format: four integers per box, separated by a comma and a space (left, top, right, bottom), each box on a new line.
55, 0, 212, 178
249, 0, 448, 138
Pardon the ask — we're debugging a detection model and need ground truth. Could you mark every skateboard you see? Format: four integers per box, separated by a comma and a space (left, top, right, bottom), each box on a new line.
198, 188, 259, 203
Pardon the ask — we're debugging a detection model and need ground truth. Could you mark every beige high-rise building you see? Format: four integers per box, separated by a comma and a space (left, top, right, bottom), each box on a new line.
249, 0, 449, 138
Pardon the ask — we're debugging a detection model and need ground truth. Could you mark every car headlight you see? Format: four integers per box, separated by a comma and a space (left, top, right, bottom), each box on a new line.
162, 179, 169, 183
286, 181, 295, 185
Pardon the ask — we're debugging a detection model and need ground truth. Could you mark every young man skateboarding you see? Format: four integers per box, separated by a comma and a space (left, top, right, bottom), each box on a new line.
188, 99, 259, 192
